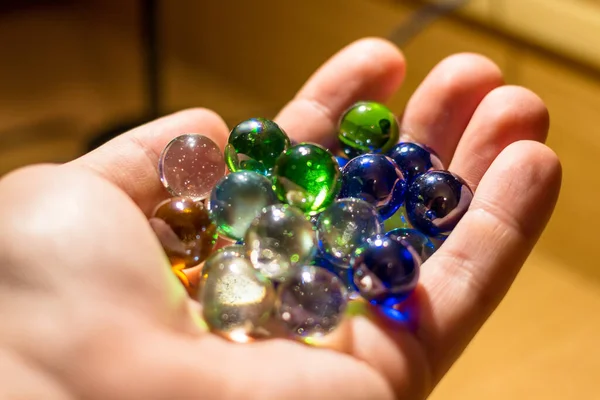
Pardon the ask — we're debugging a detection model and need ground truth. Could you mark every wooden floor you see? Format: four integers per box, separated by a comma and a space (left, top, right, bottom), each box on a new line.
0, 1, 598, 398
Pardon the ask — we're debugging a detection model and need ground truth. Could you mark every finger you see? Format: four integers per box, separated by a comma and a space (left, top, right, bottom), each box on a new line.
400, 53, 503, 166
68, 108, 230, 215
275, 37, 406, 148
418, 140, 562, 382
449, 86, 550, 190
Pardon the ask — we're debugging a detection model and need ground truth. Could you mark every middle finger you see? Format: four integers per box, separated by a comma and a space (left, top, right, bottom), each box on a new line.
399, 53, 503, 166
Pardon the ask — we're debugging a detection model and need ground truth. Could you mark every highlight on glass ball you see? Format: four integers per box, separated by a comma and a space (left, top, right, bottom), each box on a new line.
146, 100, 474, 345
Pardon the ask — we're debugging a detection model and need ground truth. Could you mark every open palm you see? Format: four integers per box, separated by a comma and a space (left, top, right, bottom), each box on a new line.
0, 38, 561, 399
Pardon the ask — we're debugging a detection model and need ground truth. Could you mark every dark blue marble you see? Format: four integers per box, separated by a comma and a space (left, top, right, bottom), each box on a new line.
387, 142, 443, 184
406, 171, 473, 238
386, 228, 436, 262
335, 156, 349, 171
351, 235, 420, 306
338, 154, 407, 220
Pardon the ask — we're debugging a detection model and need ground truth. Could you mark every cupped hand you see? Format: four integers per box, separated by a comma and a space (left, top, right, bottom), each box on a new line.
0, 38, 561, 400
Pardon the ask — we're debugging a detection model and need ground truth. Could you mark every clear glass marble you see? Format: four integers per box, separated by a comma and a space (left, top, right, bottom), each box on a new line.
244, 204, 317, 281
199, 253, 275, 337
159, 134, 226, 200
316, 198, 383, 267
208, 171, 279, 240
275, 265, 348, 338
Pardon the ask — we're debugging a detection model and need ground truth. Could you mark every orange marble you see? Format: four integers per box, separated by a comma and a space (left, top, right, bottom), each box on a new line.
151, 197, 217, 268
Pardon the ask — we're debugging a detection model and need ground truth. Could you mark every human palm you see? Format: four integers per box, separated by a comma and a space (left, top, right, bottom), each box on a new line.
0, 38, 560, 399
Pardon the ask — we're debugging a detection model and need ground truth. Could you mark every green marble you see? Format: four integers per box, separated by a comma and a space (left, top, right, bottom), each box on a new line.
225, 118, 291, 176
338, 101, 399, 158
272, 143, 341, 215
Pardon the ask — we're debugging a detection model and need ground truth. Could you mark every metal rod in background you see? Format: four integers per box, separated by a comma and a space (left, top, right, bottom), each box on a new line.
388, 0, 469, 46
141, 0, 160, 119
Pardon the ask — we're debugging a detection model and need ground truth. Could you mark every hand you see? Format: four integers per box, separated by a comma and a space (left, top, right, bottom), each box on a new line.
0, 38, 560, 400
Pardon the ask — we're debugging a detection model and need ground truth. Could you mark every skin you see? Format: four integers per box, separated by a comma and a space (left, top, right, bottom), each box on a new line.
0, 38, 561, 399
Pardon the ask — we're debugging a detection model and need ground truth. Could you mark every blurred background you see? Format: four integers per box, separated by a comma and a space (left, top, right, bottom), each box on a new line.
0, 0, 598, 398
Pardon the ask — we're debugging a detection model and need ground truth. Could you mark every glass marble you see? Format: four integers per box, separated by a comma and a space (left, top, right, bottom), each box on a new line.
225, 118, 290, 176
210, 244, 247, 261
338, 101, 400, 158
272, 143, 341, 215
150, 197, 217, 268
339, 154, 407, 220
275, 265, 348, 338
207, 171, 279, 241
406, 171, 473, 238
335, 156, 349, 171
244, 204, 317, 280
387, 142, 444, 184
159, 134, 226, 200
311, 253, 358, 296
351, 235, 420, 307
198, 253, 275, 337
316, 198, 383, 267
386, 228, 435, 262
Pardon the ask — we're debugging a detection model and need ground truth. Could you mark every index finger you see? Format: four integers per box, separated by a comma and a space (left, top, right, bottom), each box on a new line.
67, 108, 230, 215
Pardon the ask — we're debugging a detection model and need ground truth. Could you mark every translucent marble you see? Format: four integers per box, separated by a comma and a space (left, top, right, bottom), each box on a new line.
272, 143, 341, 215
339, 154, 407, 220
338, 101, 399, 158
244, 204, 317, 280
159, 134, 226, 200
150, 197, 217, 268
316, 198, 383, 267
311, 253, 358, 297
386, 228, 435, 262
275, 265, 348, 337
207, 171, 279, 241
406, 171, 473, 238
199, 254, 275, 337
352, 235, 420, 307
387, 142, 444, 184
210, 244, 247, 261
225, 118, 290, 176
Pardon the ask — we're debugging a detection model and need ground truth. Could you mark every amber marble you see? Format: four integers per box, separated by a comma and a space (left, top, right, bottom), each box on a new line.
151, 197, 217, 268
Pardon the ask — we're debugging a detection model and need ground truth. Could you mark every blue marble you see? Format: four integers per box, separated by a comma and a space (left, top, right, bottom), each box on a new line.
351, 235, 420, 306
387, 142, 444, 184
316, 198, 383, 267
335, 156, 349, 170
406, 171, 473, 238
207, 171, 279, 241
338, 154, 407, 220
386, 228, 436, 262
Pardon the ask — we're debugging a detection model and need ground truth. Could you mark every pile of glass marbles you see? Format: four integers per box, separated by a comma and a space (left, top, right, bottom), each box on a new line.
149, 101, 473, 343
